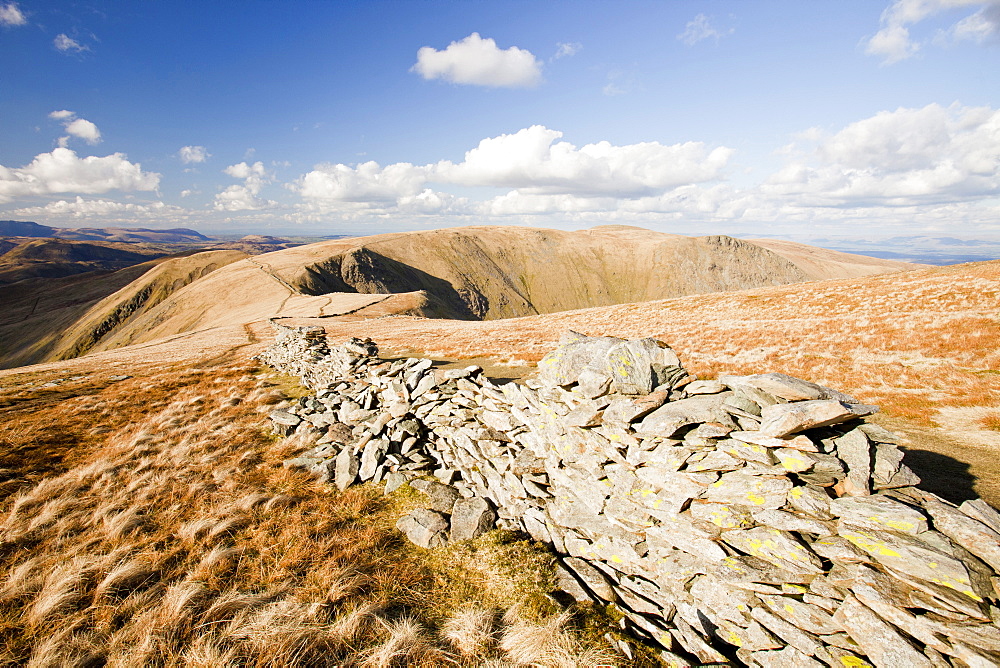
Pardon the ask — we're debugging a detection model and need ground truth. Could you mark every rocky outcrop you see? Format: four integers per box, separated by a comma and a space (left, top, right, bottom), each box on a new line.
260, 322, 1000, 667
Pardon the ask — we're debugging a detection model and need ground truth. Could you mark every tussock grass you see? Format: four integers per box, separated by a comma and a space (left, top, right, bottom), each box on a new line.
0, 357, 620, 665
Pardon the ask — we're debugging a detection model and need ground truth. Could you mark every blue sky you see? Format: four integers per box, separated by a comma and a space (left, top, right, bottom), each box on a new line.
1, 0, 999, 238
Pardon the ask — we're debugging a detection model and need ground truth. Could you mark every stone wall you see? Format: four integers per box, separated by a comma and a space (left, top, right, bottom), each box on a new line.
259, 321, 1000, 667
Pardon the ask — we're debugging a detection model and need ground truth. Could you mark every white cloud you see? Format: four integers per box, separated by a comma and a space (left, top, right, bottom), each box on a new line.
866, 0, 998, 64
0, 148, 160, 203
10, 196, 184, 218
64, 118, 101, 144
553, 42, 582, 59
435, 125, 732, 197
764, 103, 1000, 206
412, 33, 542, 88
942, 3, 1000, 42
214, 161, 277, 211
49, 110, 101, 146
178, 145, 210, 164
677, 13, 732, 46
297, 161, 429, 202
293, 126, 733, 222
54, 33, 88, 52
0, 2, 25, 26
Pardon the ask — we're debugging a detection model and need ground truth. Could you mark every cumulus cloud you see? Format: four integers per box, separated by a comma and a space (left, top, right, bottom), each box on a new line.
49, 110, 101, 146
0, 2, 26, 26
64, 118, 101, 144
54, 33, 88, 52
0, 148, 160, 203
866, 0, 999, 64
294, 126, 733, 221
677, 14, 732, 46
764, 103, 1000, 206
435, 125, 733, 197
297, 161, 430, 202
10, 196, 183, 218
178, 145, 210, 164
214, 161, 277, 211
412, 33, 543, 88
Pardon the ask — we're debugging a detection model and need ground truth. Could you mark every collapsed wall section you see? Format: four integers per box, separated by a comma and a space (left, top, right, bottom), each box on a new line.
260, 322, 1000, 667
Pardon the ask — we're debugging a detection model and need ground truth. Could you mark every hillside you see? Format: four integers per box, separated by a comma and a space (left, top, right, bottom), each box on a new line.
0, 220, 210, 243
0, 250, 248, 369
4, 226, 919, 370
0, 239, 172, 285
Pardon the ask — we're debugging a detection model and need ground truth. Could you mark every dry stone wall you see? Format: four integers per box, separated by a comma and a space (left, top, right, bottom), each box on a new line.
259, 321, 1000, 667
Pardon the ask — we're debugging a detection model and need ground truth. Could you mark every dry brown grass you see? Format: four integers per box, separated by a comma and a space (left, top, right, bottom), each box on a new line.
0, 352, 621, 665
981, 413, 1000, 432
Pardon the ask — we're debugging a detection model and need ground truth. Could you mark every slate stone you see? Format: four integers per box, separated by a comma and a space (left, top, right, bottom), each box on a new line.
961, 498, 1000, 536
575, 367, 612, 398
834, 428, 873, 496
830, 495, 929, 535
410, 478, 461, 513
603, 391, 668, 424
537, 331, 620, 387
923, 496, 1000, 572
689, 501, 755, 530
552, 560, 590, 602
749, 606, 824, 656
396, 509, 449, 548
450, 497, 496, 541
358, 437, 389, 481
786, 484, 834, 519
684, 380, 726, 395
562, 556, 617, 601
773, 447, 819, 473
334, 446, 359, 491
759, 400, 878, 438
702, 470, 792, 510
721, 527, 825, 574
722, 372, 856, 403
604, 337, 681, 395
636, 392, 734, 438
729, 430, 818, 452
748, 645, 825, 668
269, 409, 301, 435
836, 524, 983, 603
758, 594, 841, 635
833, 596, 935, 668
751, 508, 833, 536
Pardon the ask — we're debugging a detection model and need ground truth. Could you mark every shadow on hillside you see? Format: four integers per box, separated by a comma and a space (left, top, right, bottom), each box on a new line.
901, 448, 979, 504
300, 248, 488, 319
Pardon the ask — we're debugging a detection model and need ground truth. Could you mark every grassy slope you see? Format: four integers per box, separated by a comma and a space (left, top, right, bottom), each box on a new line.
0, 345, 625, 666
0, 251, 249, 369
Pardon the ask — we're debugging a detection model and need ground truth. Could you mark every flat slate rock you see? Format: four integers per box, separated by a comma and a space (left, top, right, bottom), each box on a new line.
636, 392, 734, 437
759, 400, 878, 438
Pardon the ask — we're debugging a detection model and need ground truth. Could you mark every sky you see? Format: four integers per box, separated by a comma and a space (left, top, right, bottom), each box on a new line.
1, 0, 999, 239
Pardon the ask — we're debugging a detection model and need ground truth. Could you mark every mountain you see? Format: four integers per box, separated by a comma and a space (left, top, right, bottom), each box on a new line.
0, 220, 210, 243
51, 226, 211, 243
0, 239, 172, 284
0, 225, 923, 369
0, 220, 54, 237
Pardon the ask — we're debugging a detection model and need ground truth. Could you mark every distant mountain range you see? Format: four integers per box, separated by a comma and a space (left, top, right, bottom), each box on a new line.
0, 220, 211, 243
761, 235, 1000, 266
